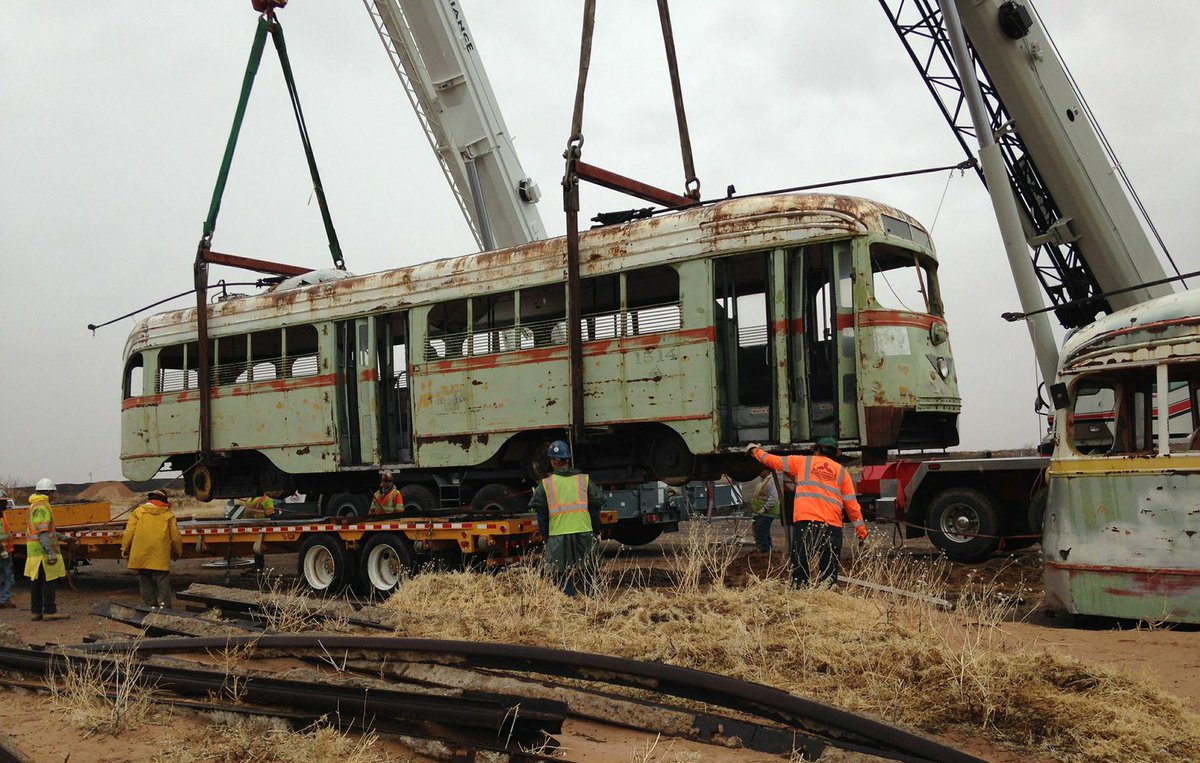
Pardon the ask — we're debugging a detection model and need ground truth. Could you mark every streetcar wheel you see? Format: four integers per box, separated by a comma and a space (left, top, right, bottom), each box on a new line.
325, 492, 368, 518
297, 535, 353, 594
398, 484, 438, 515
359, 533, 417, 598
611, 524, 664, 547
647, 432, 695, 485
190, 465, 215, 502
470, 483, 522, 513
927, 488, 1000, 562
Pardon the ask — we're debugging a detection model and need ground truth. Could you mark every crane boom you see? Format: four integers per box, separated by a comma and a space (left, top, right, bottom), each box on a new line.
363, 0, 546, 250
880, 0, 1173, 330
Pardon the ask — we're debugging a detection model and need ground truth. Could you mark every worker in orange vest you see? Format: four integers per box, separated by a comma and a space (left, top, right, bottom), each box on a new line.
747, 437, 867, 587
370, 472, 404, 515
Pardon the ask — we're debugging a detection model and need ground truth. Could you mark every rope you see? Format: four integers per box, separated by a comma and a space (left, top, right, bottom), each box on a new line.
86, 281, 276, 334
1002, 265, 1200, 321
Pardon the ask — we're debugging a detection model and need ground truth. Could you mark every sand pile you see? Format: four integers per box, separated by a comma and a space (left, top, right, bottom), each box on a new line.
77, 481, 136, 502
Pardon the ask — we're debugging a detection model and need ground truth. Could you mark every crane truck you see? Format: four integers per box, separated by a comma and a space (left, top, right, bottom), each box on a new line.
865, 0, 1200, 622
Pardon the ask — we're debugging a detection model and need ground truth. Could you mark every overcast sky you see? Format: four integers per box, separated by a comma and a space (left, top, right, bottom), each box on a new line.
2, 1, 1197, 484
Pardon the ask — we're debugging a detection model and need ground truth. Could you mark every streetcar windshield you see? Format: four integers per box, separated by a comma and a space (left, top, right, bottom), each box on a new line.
869, 244, 940, 315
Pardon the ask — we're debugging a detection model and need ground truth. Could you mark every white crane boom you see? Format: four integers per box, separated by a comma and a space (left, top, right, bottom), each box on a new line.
363, 0, 547, 250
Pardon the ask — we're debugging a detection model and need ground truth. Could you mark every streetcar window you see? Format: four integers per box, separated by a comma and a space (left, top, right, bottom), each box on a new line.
124, 353, 144, 399
521, 283, 566, 347
580, 274, 620, 340
471, 292, 516, 355
1069, 369, 1157, 455
287, 325, 319, 378
157, 344, 187, 393
218, 334, 249, 385
250, 330, 281, 382
426, 299, 469, 359
869, 244, 940, 315
626, 265, 681, 336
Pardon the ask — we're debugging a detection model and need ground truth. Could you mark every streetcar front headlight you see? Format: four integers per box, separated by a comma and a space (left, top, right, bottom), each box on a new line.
935, 356, 950, 379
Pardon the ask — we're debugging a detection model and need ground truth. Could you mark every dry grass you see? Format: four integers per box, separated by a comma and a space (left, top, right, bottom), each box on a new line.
377, 524, 1200, 763
258, 575, 353, 633
154, 716, 405, 763
45, 645, 159, 736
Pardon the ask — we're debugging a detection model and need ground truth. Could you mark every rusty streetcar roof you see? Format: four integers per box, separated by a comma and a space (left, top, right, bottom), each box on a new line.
124, 192, 931, 359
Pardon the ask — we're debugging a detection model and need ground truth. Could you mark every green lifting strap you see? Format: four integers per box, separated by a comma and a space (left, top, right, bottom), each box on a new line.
201, 14, 345, 270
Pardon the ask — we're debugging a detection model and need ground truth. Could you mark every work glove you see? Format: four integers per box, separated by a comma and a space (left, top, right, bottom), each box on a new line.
856, 524, 869, 542
745, 442, 762, 455
0, 549, 8, 559
46, 552, 58, 565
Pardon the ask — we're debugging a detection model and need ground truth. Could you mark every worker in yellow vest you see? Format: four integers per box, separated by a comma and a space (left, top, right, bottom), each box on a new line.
370, 472, 405, 515
528, 441, 605, 597
0, 504, 15, 609
749, 468, 780, 553
747, 438, 867, 587
25, 479, 68, 621
242, 494, 276, 519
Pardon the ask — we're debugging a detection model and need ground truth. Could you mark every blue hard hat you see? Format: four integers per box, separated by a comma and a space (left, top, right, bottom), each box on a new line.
547, 440, 572, 459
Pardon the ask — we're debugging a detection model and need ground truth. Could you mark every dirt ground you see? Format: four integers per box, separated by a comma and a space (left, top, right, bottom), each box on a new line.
1, 520, 1198, 762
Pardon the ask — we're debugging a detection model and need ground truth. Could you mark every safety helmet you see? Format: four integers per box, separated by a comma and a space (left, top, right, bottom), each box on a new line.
380, 471, 394, 482
148, 489, 168, 502
547, 440, 572, 460
815, 437, 838, 450
35, 478, 56, 492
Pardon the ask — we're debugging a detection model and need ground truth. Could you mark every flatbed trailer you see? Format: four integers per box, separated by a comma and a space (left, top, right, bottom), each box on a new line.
4, 504, 617, 597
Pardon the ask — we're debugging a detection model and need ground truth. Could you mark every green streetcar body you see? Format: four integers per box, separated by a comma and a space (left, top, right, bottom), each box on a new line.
121, 193, 960, 499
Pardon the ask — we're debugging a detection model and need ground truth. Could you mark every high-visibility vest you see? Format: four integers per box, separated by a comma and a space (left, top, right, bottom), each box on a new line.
244, 496, 275, 517
757, 454, 863, 528
543, 474, 593, 536
750, 478, 778, 516
370, 487, 404, 514
26, 501, 54, 558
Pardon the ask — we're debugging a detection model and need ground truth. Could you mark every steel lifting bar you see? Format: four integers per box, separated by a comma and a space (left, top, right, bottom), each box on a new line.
77, 636, 986, 763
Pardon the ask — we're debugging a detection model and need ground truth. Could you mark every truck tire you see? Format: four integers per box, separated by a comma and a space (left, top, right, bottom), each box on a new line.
927, 487, 1000, 562
1027, 488, 1048, 538
611, 524, 664, 547
325, 492, 368, 518
298, 534, 354, 594
359, 533, 417, 598
470, 483, 522, 513
398, 484, 438, 515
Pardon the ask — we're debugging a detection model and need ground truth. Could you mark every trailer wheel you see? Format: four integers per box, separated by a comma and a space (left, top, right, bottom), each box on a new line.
1027, 488, 1048, 538
360, 533, 417, 598
927, 488, 1000, 562
298, 534, 353, 594
325, 492, 367, 518
611, 524, 663, 547
470, 483, 522, 513
399, 484, 437, 515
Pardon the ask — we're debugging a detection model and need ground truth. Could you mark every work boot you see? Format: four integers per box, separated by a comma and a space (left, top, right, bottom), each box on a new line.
31, 614, 43, 621
42, 613, 70, 621
0, 601, 15, 609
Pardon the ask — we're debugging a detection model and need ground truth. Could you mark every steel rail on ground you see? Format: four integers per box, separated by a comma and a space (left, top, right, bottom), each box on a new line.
73, 636, 985, 763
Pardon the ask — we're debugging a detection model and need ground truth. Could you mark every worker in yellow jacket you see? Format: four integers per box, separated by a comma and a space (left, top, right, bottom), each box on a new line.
121, 489, 184, 609
25, 480, 68, 621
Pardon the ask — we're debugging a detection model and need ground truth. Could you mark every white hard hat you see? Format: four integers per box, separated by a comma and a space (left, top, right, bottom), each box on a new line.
35, 477, 56, 492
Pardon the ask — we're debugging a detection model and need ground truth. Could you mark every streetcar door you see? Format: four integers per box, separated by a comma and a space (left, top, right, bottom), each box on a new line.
376, 312, 412, 463
335, 317, 379, 466
713, 252, 774, 445
801, 243, 839, 438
